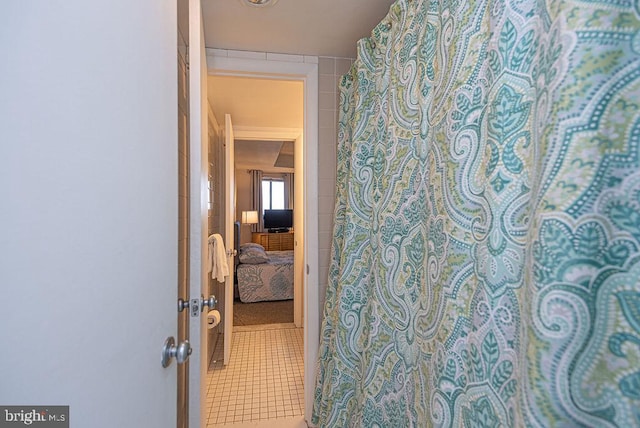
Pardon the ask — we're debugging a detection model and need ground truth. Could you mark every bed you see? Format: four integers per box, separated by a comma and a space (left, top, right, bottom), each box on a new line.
235, 242, 295, 303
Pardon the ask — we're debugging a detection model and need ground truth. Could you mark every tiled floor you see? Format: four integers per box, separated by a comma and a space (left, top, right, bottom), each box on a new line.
206, 324, 305, 427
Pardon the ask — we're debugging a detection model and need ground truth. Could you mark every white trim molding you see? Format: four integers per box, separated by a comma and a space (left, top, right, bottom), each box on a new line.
233, 126, 302, 141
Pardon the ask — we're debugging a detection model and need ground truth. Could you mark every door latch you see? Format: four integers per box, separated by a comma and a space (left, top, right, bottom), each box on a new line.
190, 298, 200, 317
177, 297, 200, 316
178, 296, 216, 316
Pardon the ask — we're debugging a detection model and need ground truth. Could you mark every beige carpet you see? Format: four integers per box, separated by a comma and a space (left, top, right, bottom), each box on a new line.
233, 299, 294, 326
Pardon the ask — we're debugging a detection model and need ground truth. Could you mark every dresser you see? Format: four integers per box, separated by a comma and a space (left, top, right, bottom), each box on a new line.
251, 232, 294, 251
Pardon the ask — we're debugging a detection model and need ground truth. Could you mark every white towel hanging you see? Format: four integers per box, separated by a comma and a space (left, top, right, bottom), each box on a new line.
208, 234, 229, 282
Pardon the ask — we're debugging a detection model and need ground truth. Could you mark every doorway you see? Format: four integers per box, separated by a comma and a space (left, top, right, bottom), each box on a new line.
204, 53, 319, 426
207, 122, 305, 426
234, 163, 298, 328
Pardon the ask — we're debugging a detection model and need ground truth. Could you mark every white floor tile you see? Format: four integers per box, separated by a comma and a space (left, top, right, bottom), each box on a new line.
206, 325, 305, 427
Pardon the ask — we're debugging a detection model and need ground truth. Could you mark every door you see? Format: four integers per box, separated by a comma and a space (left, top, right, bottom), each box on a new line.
0, 1, 180, 426
224, 113, 236, 365
186, 0, 209, 426
176, 0, 190, 426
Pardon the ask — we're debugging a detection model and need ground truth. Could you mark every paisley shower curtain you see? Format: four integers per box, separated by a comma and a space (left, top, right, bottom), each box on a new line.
314, 0, 640, 426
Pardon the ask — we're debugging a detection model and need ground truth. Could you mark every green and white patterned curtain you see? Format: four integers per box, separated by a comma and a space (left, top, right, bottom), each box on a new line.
313, 0, 640, 426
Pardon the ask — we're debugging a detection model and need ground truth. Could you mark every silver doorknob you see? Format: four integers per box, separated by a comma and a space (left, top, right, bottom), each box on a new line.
201, 295, 217, 311
177, 298, 189, 312
161, 337, 192, 368
175, 340, 192, 364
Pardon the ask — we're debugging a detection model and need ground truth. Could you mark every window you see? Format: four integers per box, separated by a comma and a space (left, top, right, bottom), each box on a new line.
262, 179, 284, 212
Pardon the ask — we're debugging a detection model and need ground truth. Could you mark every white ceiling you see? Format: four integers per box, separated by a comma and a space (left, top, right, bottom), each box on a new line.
202, 0, 397, 58
204, 0, 396, 171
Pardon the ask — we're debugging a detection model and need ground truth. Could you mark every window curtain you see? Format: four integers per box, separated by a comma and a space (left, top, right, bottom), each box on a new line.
313, 0, 640, 427
250, 169, 263, 232
284, 173, 294, 210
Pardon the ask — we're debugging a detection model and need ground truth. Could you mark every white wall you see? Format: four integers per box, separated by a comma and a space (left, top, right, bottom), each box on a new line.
316, 56, 354, 324
207, 109, 225, 364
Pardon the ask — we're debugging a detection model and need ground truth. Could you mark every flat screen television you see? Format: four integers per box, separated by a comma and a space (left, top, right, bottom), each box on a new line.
263, 209, 293, 233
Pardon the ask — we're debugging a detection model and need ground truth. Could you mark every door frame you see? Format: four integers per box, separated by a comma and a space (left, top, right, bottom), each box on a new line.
206, 50, 320, 421
187, 0, 209, 426
223, 114, 236, 366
